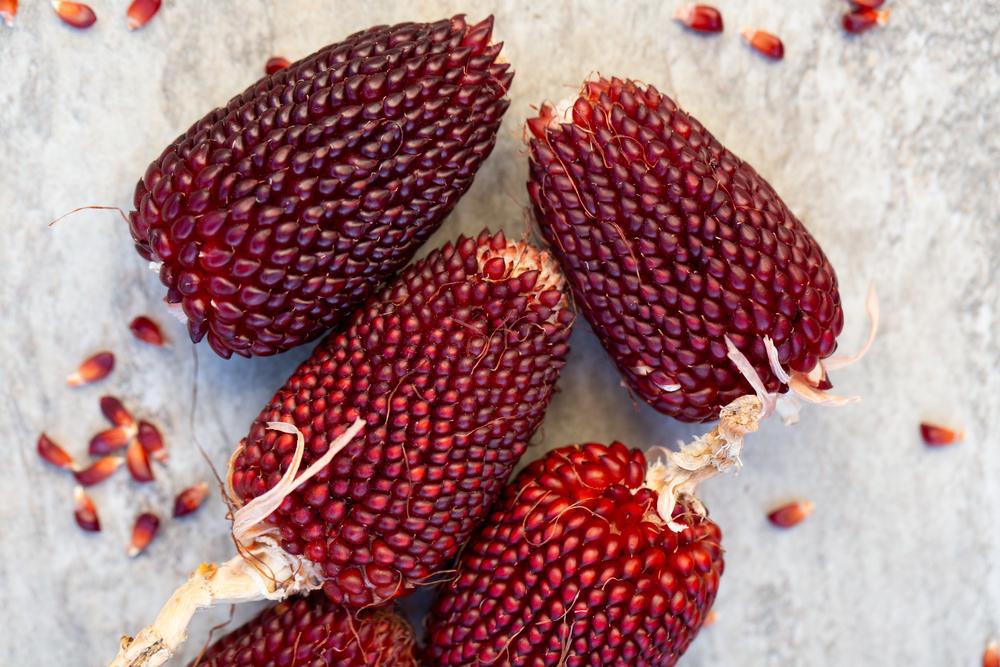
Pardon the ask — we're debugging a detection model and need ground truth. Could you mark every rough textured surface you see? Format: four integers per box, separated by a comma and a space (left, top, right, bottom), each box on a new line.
130, 15, 512, 358
427, 442, 723, 666
193, 593, 418, 667
230, 230, 572, 609
528, 77, 843, 422
0, 1, 997, 666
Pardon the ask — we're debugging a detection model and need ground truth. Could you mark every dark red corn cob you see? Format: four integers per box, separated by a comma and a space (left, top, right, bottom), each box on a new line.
427, 442, 723, 666
229, 230, 573, 608
527, 77, 844, 422
110, 231, 573, 667
193, 593, 417, 667
127, 15, 513, 358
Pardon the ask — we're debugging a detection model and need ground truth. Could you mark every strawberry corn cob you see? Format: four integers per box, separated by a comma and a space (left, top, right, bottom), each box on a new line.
110, 230, 573, 666
427, 441, 725, 666
129, 15, 513, 358
192, 593, 417, 667
427, 335, 789, 665
528, 77, 857, 423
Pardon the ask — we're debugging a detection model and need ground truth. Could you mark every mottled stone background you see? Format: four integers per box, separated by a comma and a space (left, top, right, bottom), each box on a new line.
1, 1, 997, 665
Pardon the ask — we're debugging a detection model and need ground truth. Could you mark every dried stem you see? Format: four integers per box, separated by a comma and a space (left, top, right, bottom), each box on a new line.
644, 286, 877, 530
108, 418, 365, 667
644, 338, 771, 531
110, 543, 318, 667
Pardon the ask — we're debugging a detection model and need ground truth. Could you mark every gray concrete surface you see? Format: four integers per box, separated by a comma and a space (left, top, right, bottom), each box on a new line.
1, 1, 998, 664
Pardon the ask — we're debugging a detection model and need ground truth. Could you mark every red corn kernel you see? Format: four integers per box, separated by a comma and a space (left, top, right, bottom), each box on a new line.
984, 640, 999, 667
37, 433, 75, 470
88, 426, 132, 455
0, 0, 16, 27
128, 315, 166, 346
674, 4, 723, 34
128, 512, 160, 556
137, 420, 167, 462
920, 422, 964, 447
126, 441, 155, 483
100, 395, 135, 428
814, 370, 833, 390
526, 103, 556, 141
126, 0, 160, 30
73, 456, 123, 486
482, 256, 506, 280
52, 1, 97, 29
767, 500, 814, 528
850, 0, 885, 8
74, 486, 101, 532
842, 8, 890, 34
67, 351, 114, 387
173, 482, 209, 517
265, 56, 290, 75
741, 29, 784, 60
